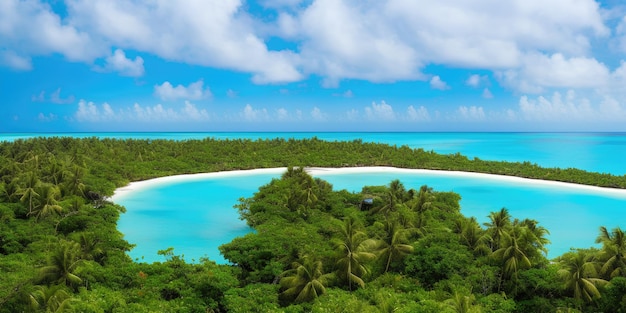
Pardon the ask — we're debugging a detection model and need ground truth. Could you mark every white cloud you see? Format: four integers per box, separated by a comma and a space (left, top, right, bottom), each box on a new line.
0, 0, 100, 63
31, 88, 75, 104
74, 99, 209, 123
67, 0, 301, 84
365, 101, 395, 121
0, 50, 32, 70
429, 76, 449, 90
456, 106, 486, 121
32, 91, 45, 102
154, 79, 212, 101
50, 88, 75, 104
482, 88, 494, 99
311, 107, 326, 121
0, 0, 615, 92
37, 112, 57, 122
499, 53, 611, 93
226, 89, 238, 98
241, 104, 269, 121
101, 49, 144, 77
346, 108, 359, 121
276, 108, 289, 120
466, 74, 489, 88
406, 105, 430, 121
518, 91, 597, 121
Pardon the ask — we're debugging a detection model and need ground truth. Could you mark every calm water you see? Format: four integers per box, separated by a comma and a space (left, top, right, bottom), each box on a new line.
113, 169, 626, 263
3, 132, 626, 175
5, 132, 626, 262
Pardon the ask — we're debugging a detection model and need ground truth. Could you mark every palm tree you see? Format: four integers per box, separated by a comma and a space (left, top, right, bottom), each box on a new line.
492, 225, 532, 287
28, 284, 74, 313
558, 250, 607, 306
39, 241, 83, 288
334, 217, 377, 291
376, 220, 414, 273
518, 218, 550, 258
484, 208, 512, 251
370, 180, 407, 217
31, 184, 63, 220
279, 256, 330, 303
445, 292, 482, 313
18, 172, 40, 216
457, 217, 491, 256
407, 185, 434, 229
75, 232, 105, 263
595, 226, 626, 279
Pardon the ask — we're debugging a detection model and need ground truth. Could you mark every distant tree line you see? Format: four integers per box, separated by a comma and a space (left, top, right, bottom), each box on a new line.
0, 136, 624, 312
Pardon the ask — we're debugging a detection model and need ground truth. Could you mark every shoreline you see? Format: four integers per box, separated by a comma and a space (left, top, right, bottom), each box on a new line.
110, 166, 626, 202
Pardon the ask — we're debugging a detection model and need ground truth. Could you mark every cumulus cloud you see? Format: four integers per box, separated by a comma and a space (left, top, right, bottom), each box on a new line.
429, 76, 449, 90
482, 88, 494, 99
154, 80, 212, 101
67, 0, 302, 83
0, 0, 100, 63
365, 101, 395, 121
311, 106, 326, 121
456, 106, 486, 121
518, 91, 598, 121
466, 74, 489, 88
406, 105, 430, 121
37, 113, 57, 122
499, 53, 611, 93
50, 88, 75, 104
1, 0, 617, 92
0, 50, 32, 70
32, 88, 75, 104
100, 49, 144, 77
74, 99, 209, 123
241, 104, 269, 121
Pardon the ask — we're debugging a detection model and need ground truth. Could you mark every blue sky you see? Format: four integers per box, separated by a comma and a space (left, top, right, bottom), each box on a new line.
2, 0, 626, 132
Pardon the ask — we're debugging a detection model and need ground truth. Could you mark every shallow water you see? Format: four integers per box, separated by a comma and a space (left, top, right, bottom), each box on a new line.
115, 170, 626, 263
8, 132, 624, 262
4, 132, 626, 174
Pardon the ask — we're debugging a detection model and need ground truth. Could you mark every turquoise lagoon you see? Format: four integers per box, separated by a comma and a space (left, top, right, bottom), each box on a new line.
5, 132, 626, 262
113, 168, 626, 263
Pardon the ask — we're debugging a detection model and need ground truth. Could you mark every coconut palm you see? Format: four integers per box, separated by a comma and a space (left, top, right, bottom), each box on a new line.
484, 208, 512, 251
28, 284, 74, 313
407, 185, 434, 229
279, 256, 330, 303
518, 218, 550, 258
492, 225, 532, 282
39, 241, 83, 288
445, 291, 482, 313
31, 184, 63, 220
18, 172, 40, 216
334, 217, 377, 291
558, 250, 607, 306
457, 217, 491, 256
376, 220, 414, 273
595, 226, 626, 279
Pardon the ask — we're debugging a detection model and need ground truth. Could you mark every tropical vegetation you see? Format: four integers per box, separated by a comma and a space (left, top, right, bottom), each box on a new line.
0, 136, 625, 312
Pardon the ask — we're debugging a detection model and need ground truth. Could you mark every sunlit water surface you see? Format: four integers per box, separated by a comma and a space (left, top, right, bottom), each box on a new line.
7, 132, 624, 262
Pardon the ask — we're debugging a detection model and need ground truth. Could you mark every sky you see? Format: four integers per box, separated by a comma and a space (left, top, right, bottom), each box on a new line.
3, 0, 626, 132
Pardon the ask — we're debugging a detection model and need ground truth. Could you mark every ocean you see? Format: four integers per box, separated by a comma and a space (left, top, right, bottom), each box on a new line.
3, 132, 626, 174
5, 132, 626, 262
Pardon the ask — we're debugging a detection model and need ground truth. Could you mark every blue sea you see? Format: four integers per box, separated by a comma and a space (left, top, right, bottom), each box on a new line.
4, 132, 626, 262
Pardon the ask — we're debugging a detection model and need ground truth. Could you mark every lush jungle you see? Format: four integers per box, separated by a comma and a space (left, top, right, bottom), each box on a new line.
0, 136, 625, 312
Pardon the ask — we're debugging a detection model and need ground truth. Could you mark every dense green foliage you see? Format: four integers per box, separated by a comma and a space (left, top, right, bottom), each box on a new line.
0, 136, 625, 312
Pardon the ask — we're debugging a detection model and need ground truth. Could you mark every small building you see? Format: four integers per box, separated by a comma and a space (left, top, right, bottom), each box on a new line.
360, 198, 374, 211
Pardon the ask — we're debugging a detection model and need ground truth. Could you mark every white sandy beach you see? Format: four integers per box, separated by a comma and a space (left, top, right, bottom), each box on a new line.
110, 166, 626, 202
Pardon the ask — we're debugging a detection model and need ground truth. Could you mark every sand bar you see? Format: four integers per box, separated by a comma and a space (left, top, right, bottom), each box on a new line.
110, 166, 626, 202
